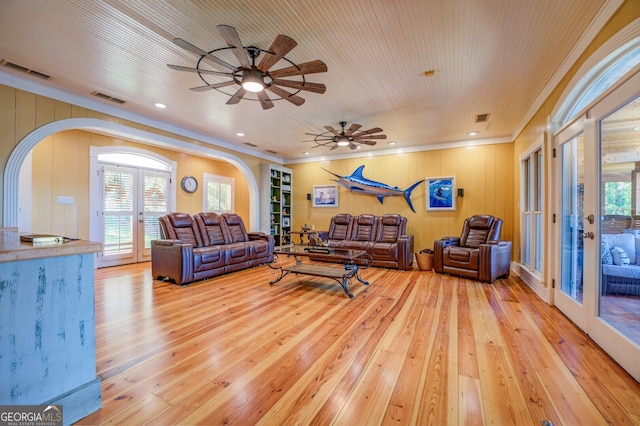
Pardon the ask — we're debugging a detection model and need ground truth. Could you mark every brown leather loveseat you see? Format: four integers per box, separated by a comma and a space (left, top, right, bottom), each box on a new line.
310, 213, 414, 270
151, 212, 274, 285
433, 214, 511, 283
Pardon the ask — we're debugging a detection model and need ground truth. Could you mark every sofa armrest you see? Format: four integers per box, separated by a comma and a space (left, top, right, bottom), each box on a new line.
433, 237, 460, 273
151, 239, 195, 285
478, 241, 512, 282
247, 232, 269, 241
397, 234, 414, 270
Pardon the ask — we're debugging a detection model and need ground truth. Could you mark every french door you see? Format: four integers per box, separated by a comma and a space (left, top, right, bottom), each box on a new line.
555, 72, 640, 381
98, 164, 170, 268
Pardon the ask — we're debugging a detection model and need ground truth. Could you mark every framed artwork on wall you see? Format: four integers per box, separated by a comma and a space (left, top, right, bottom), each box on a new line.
312, 185, 339, 208
426, 176, 456, 211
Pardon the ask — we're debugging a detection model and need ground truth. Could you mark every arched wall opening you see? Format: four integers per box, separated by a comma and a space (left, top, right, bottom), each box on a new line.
3, 117, 260, 231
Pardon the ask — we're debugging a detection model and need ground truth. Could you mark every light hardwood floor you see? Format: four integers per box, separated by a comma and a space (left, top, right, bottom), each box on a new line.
77, 260, 640, 425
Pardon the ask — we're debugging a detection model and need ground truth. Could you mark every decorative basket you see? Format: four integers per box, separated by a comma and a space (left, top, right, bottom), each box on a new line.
415, 249, 434, 271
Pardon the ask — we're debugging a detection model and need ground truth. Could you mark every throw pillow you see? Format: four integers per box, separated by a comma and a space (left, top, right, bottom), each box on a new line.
610, 246, 630, 266
601, 241, 613, 265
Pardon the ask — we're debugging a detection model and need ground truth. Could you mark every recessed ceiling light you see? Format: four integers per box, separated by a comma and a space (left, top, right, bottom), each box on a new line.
303, 151, 310, 155
236, 132, 245, 137
634, 126, 640, 131
388, 141, 397, 145
468, 131, 479, 136
154, 102, 168, 109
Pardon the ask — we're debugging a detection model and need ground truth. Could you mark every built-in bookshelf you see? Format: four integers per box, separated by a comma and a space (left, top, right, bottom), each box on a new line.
260, 163, 292, 247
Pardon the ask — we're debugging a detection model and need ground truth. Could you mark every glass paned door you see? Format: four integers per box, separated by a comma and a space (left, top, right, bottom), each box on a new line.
555, 72, 639, 381
560, 134, 585, 304
102, 165, 136, 266
99, 164, 170, 267
140, 170, 170, 261
591, 89, 640, 380
555, 119, 592, 332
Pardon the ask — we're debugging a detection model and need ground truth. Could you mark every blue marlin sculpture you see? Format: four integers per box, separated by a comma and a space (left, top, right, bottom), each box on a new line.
323, 165, 424, 213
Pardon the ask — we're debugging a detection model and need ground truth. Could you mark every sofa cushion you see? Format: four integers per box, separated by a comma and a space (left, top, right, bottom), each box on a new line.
160, 212, 203, 247
223, 213, 250, 243
376, 215, 402, 243
601, 241, 613, 265
195, 212, 230, 246
350, 214, 377, 241
328, 214, 353, 240
602, 233, 636, 264
611, 246, 630, 266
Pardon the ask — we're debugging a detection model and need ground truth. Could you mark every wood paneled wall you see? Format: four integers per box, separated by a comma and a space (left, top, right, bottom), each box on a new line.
29, 129, 249, 239
289, 143, 514, 252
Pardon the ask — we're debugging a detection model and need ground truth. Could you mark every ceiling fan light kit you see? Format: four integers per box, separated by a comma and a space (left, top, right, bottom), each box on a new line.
168, 25, 327, 109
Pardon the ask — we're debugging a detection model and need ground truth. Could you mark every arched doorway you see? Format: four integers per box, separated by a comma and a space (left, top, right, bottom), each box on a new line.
90, 147, 176, 268
3, 118, 261, 233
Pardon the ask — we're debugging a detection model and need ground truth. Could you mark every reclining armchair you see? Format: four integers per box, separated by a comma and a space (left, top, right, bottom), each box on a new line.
433, 215, 511, 283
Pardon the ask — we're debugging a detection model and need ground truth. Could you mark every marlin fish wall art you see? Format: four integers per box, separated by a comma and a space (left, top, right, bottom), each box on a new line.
323, 165, 424, 213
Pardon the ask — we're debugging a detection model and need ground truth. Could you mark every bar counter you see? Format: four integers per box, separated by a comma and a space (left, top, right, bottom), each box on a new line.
0, 232, 103, 425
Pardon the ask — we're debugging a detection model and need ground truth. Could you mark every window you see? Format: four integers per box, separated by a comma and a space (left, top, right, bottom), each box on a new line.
203, 173, 234, 213
521, 145, 544, 273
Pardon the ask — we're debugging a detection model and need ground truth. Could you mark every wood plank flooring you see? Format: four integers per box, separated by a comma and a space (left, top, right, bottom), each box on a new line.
77, 260, 640, 425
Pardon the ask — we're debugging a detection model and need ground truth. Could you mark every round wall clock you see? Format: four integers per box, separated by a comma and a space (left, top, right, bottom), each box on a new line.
181, 175, 198, 193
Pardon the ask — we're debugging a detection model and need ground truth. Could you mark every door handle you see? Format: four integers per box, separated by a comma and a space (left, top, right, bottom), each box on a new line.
586, 214, 595, 224
583, 231, 594, 239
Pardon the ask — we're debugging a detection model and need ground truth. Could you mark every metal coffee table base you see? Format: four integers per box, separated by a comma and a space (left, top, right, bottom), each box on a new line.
268, 259, 369, 298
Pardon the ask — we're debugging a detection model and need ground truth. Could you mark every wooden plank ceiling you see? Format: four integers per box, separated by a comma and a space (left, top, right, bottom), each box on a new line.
0, 0, 617, 161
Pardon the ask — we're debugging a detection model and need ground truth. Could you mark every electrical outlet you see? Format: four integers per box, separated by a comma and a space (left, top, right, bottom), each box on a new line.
56, 196, 74, 205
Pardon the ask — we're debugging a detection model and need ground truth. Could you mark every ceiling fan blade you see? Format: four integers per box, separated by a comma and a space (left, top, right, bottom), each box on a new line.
190, 81, 237, 92
349, 143, 358, 150
269, 60, 328, 78
226, 87, 247, 105
257, 91, 274, 110
344, 123, 362, 136
352, 127, 384, 136
271, 79, 326, 94
353, 134, 387, 140
360, 140, 378, 145
217, 25, 251, 68
266, 85, 305, 106
323, 126, 340, 136
168, 64, 232, 77
257, 34, 297, 71
172, 38, 236, 71
330, 145, 339, 150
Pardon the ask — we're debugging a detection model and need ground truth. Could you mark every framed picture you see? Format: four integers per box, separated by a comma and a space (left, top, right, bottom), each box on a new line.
426, 176, 456, 211
312, 185, 338, 208
282, 217, 290, 227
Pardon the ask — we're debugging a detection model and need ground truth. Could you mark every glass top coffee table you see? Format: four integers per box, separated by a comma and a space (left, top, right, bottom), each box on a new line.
267, 245, 371, 298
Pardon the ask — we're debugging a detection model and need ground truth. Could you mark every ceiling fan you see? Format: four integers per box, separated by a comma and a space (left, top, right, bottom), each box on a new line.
167, 25, 327, 109
303, 121, 387, 150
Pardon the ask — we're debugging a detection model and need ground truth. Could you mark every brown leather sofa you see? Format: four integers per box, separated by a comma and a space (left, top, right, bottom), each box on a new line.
310, 213, 414, 270
433, 215, 511, 283
151, 212, 274, 285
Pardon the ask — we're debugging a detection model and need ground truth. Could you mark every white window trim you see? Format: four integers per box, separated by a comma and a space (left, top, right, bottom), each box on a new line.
203, 173, 235, 213
519, 133, 545, 291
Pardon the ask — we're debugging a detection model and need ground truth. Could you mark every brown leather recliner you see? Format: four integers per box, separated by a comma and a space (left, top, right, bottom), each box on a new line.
433, 215, 511, 283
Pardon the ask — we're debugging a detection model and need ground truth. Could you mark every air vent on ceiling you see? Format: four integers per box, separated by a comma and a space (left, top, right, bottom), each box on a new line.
1, 59, 51, 80
91, 91, 126, 104
243, 142, 258, 147
475, 113, 490, 123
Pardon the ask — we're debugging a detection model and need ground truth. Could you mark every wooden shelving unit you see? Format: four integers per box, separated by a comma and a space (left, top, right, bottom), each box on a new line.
260, 163, 292, 247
